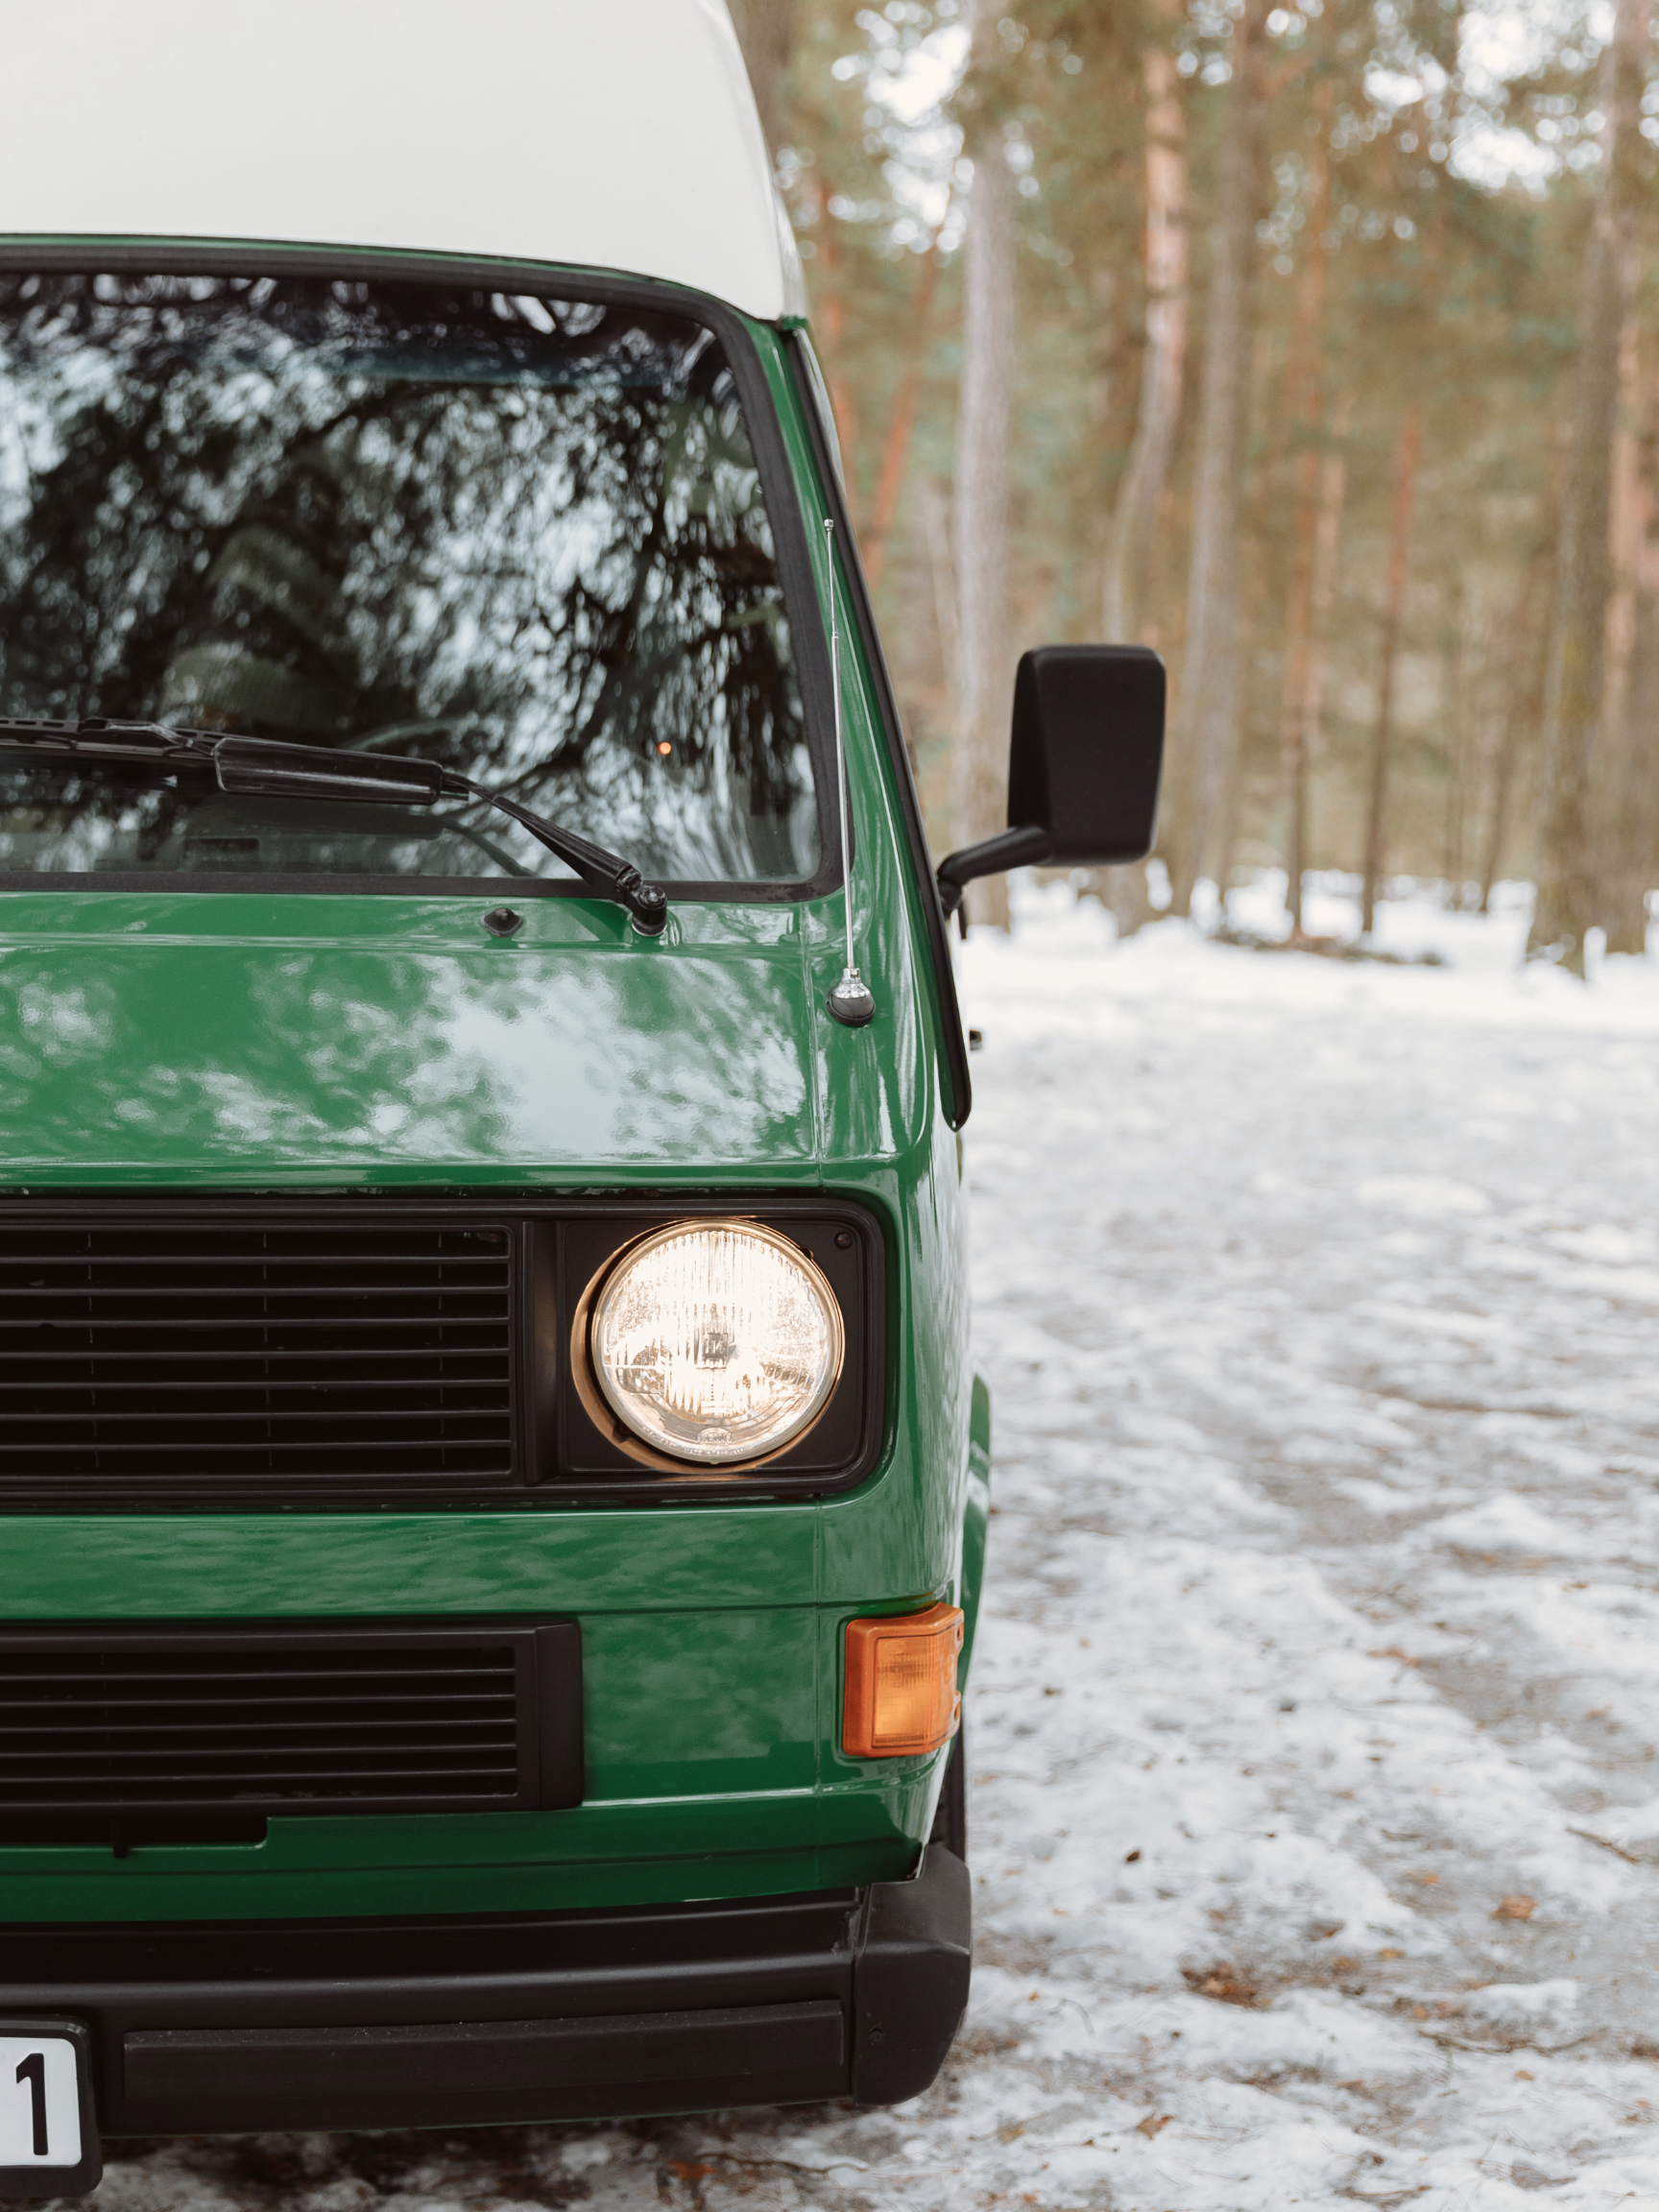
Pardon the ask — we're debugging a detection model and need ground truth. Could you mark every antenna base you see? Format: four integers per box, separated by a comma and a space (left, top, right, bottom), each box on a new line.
828, 967, 877, 1027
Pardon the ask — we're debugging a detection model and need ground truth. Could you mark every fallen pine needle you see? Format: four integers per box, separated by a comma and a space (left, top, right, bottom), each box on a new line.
1567, 1825, 1644, 1864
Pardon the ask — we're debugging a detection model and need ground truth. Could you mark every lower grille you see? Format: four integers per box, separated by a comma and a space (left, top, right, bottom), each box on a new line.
0, 1622, 582, 1816
0, 1216, 516, 1503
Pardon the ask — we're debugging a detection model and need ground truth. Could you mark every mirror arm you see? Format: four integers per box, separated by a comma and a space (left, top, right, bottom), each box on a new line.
935, 824, 1054, 917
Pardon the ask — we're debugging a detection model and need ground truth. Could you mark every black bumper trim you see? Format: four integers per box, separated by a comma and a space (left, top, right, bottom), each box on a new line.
0, 1850, 970, 2130
125, 2003, 846, 2130
854, 1837, 972, 2104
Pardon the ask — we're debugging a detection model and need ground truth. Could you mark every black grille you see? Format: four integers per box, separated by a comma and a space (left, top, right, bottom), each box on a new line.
0, 1219, 515, 1501
0, 1195, 880, 1510
0, 1623, 581, 1816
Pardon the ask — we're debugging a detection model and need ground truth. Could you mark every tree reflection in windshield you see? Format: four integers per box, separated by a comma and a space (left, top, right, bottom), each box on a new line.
0, 275, 820, 884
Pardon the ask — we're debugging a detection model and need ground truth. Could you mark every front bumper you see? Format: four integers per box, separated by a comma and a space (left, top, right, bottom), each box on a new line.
0, 1848, 970, 2134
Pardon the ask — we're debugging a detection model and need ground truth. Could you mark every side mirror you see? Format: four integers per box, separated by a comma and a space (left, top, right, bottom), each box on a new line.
937, 644, 1166, 917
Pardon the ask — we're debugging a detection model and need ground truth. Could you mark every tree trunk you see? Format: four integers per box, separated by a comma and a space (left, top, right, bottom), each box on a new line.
862, 214, 950, 591
1461, 617, 1503, 909
725, 0, 800, 163
1602, 322, 1643, 750
916, 473, 961, 705
1101, 0, 1188, 643
1275, 80, 1334, 937
1478, 722, 1518, 916
1605, 601, 1659, 953
951, 0, 1018, 930
1528, 0, 1650, 972
1079, 863, 1159, 939
1281, 392, 1350, 935
1479, 557, 1551, 913
1440, 573, 1470, 893
1604, 339, 1659, 952
1166, 0, 1271, 918
812, 197, 862, 513
1359, 407, 1423, 936
1258, 37, 1334, 496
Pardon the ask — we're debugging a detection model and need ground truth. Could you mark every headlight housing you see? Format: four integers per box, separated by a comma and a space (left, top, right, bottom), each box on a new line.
589, 1218, 844, 1466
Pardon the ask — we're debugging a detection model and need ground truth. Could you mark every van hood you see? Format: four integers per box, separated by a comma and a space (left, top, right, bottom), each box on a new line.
0, 893, 823, 1183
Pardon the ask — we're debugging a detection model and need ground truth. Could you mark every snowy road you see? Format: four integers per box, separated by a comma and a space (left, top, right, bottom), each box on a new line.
96, 889, 1659, 2212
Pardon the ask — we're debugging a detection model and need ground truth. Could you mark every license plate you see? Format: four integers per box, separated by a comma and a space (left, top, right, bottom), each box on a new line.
0, 2022, 101, 2198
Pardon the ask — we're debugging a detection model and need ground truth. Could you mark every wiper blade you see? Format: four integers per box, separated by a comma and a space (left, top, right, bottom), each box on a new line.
0, 720, 669, 935
213, 738, 669, 935
0, 715, 187, 756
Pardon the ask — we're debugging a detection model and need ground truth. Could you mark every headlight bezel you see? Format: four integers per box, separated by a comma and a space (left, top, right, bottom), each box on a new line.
577, 1216, 845, 1471
556, 1199, 884, 1495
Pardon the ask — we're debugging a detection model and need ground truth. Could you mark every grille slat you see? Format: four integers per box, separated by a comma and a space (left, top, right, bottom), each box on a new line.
0, 1667, 517, 1687
0, 1285, 507, 1297
0, 1251, 512, 1268
0, 1444, 510, 1462
0, 1362, 506, 1380
0, 1318, 507, 1334
0, 1415, 513, 1432
0, 1695, 516, 1714
0, 1347, 508, 1360
0, 1631, 539, 1812
0, 1714, 514, 1735
0, 1219, 516, 1496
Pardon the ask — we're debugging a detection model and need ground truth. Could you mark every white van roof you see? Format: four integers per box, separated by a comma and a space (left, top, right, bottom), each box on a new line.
0, 0, 806, 324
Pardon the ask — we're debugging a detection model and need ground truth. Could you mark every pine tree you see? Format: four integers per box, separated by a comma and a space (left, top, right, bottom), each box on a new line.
1166, 0, 1271, 918
1529, 0, 1652, 972
746, 1, 1653, 951
951, 0, 1020, 926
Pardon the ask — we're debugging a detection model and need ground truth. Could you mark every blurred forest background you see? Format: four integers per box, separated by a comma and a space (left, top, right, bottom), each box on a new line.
727, 0, 1659, 969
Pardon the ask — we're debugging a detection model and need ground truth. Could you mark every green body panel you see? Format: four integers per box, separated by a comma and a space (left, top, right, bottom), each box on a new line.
960, 1374, 993, 1678
0, 304, 977, 1922
0, 894, 821, 1182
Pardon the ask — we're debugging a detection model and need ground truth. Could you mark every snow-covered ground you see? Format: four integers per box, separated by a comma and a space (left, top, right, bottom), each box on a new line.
93, 883, 1659, 2211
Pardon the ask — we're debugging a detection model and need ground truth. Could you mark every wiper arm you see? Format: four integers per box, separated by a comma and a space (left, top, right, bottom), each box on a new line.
439, 771, 668, 935
0, 720, 669, 935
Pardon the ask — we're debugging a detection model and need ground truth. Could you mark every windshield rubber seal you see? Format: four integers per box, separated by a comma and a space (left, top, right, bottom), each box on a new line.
0, 241, 844, 910
783, 331, 971, 1130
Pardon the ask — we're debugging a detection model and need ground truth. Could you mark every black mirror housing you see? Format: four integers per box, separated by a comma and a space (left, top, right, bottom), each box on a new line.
1007, 644, 1165, 864
935, 643, 1166, 918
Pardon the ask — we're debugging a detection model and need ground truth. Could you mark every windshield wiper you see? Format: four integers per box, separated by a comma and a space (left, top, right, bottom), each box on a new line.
0, 719, 670, 935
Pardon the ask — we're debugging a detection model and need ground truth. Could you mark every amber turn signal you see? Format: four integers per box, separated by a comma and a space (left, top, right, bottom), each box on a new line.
843, 1601, 964, 1757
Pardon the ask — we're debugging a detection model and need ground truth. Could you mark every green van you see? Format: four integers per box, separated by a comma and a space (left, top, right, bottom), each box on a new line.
0, 1, 1162, 2181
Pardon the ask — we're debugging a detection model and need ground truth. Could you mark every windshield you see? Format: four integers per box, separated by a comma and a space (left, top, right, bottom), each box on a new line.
0, 273, 821, 886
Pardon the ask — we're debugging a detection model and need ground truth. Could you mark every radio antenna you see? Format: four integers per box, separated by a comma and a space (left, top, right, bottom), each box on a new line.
824, 519, 876, 1028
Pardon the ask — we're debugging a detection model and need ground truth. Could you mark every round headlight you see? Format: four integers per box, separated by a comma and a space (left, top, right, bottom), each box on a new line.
589, 1220, 844, 1466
